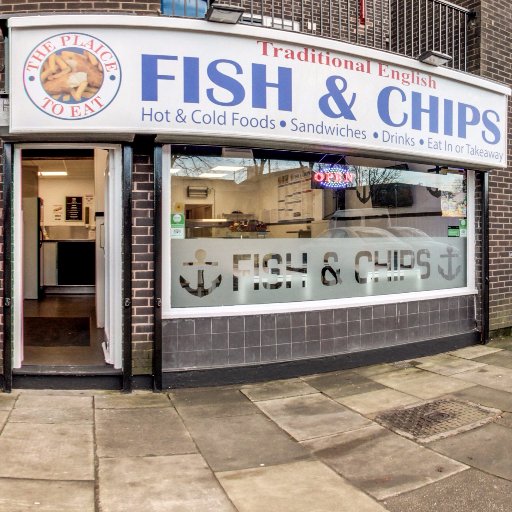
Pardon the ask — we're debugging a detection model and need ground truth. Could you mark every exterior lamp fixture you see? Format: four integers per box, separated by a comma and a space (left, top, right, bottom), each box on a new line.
418, 50, 452, 66
205, 3, 245, 23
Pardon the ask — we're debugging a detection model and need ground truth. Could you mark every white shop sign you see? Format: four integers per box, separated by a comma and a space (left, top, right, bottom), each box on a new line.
9, 16, 510, 168
171, 238, 467, 308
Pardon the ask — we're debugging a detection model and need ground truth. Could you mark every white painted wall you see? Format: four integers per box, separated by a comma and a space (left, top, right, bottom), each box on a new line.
38, 177, 95, 226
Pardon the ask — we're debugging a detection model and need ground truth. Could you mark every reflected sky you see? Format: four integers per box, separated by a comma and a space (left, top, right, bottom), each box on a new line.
162, 0, 207, 17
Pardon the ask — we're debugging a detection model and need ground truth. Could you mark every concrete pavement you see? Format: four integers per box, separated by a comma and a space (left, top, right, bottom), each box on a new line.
1, 339, 512, 511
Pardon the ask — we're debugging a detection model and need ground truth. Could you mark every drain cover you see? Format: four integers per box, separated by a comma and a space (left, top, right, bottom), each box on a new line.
375, 399, 500, 443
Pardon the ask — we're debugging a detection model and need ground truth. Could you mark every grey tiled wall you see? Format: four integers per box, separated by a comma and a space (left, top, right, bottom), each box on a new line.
162, 296, 476, 370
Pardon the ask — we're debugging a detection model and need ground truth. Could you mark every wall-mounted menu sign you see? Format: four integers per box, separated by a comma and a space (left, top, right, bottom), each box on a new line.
66, 196, 83, 221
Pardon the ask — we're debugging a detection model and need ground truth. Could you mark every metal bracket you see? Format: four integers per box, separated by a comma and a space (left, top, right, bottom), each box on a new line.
4, 297, 10, 307
124, 298, 131, 308
156, 298, 162, 308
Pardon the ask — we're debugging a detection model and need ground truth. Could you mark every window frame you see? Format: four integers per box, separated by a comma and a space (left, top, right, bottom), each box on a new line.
161, 144, 476, 319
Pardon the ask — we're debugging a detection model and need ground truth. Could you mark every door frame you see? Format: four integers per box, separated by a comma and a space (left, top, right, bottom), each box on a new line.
2, 142, 132, 391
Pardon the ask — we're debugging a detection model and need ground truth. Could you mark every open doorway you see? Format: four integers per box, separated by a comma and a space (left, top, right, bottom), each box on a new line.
12, 145, 123, 371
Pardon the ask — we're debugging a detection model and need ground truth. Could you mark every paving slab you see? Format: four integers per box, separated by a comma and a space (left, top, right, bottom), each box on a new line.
383, 468, 512, 512
369, 367, 474, 399
472, 350, 512, 369
353, 363, 398, 377
0, 411, 8, 429
429, 422, 512, 480
217, 460, 387, 512
335, 388, 421, 415
95, 407, 196, 458
413, 354, 486, 376
14, 394, 92, 409
303, 370, 386, 398
444, 385, 512, 412
240, 379, 318, 401
255, 393, 371, 441
8, 406, 92, 424
302, 423, 467, 500
95, 392, 171, 409
0, 394, 17, 411
488, 338, 512, 350
449, 345, 502, 359
0, 478, 94, 512
495, 412, 512, 429
0, 422, 94, 480
170, 387, 258, 418
99, 454, 236, 512
184, 412, 310, 472
451, 364, 512, 392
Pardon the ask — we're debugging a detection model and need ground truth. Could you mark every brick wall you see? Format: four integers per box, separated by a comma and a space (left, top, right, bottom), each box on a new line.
458, 0, 512, 332
0, 1, 160, 15
132, 152, 155, 375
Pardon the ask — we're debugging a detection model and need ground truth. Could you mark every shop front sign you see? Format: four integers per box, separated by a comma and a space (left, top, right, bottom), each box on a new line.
9, 16, 510, 168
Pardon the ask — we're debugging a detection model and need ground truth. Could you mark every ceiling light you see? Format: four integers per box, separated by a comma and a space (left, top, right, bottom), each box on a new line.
198, 172, 227, 178
418, 50, 452, 66
38, 171, 68, 176
205, 3, 245, 23
211, 166, 245, 172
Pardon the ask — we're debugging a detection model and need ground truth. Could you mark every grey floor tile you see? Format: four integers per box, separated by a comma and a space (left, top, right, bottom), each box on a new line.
451, 365, 512, 392
429, 423, 512, 480
302, 423, 467, 500
336, 388, 421, 415
0, 394, 17, 411
9, 407, 92, 424
95, 407, 196, 458
240, 379, 318, 401
414, 354, 485, 375
495, 412, 512, 429
95, 392, 171, 409
0, 479, 94, 512
443, 385, 512, 413
0, 411, 8, 429
383, 469, 512, 512
472, 350, 512, 369
449, 346, 502, 359
15, 394, 92, 409
170, 387, 258, 418
303, 370, 386, 398
184, 412, 310, 472
99, 454, 236, 512
217, 460, 387, 512
370, 367, 473, 399
255, 393, 371, 441
0, 423, 94, 480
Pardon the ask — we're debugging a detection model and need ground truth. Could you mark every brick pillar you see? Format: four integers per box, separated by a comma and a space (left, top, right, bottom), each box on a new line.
132, 153, 154, 375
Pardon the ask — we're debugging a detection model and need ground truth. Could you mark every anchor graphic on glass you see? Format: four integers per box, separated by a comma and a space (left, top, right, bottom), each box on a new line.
438, 246, 461, 281
180, 249, 222, 297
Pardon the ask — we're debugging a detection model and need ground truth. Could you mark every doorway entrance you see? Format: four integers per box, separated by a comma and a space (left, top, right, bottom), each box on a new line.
11, 145, 123, 373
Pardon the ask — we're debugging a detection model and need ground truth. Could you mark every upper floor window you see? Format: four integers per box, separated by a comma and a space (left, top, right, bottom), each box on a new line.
161, 0, 208, 18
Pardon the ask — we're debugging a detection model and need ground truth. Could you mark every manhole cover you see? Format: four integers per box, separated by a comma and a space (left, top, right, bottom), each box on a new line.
375, 399, 500, 443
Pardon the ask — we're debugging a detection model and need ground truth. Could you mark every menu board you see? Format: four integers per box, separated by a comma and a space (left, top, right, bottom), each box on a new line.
277, 169, 313, 221
65, 196, 83, 221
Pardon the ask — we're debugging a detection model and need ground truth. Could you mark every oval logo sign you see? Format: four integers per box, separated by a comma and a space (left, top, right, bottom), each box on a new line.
23, 32, 122, 120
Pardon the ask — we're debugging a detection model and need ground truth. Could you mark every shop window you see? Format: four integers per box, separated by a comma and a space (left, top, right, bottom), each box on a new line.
161, 0, 207, 18
167, 146, 469, 308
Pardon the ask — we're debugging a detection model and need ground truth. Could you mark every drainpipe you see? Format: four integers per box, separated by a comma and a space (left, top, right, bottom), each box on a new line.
481, 170, 489, 344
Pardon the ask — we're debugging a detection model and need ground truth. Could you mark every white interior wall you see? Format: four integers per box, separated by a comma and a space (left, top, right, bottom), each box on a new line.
39, 177, 95, 226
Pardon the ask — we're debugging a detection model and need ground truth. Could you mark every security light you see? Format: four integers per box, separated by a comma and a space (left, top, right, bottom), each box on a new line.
418, 50, 452, 66
205, 3, 245, 24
